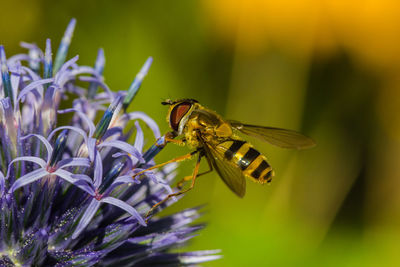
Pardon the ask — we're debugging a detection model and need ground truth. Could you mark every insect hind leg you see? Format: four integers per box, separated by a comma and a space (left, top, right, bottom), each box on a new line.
145, 152, 203, 222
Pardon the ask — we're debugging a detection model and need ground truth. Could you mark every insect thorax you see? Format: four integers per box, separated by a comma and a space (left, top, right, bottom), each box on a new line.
183, 107, 233, 149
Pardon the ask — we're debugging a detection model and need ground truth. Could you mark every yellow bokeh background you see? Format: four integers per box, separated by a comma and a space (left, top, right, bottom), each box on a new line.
2, 0, 400, 266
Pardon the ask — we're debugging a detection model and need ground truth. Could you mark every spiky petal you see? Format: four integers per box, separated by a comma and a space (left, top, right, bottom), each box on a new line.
87, 48, 105, 99
0, 45, 13, 106
53, 18, 76, 73
122, 57, 153, 111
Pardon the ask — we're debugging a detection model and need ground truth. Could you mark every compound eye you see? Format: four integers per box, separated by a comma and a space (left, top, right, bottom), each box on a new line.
170, 102, 192, 131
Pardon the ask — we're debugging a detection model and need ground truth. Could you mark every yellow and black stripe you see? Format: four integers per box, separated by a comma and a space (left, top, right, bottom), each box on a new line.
220, 140, 273, 183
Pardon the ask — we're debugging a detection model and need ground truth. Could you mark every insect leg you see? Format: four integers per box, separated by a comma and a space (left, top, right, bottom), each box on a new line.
133, 150, 199, 180
176, 152, 213, 189
153, 131, 184, 147
164, 137, 186, 146
141, 132, 184, 165
145, 152, 203, 221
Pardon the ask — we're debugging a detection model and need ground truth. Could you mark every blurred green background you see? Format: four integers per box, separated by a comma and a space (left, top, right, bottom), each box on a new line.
2, 0, 400, 266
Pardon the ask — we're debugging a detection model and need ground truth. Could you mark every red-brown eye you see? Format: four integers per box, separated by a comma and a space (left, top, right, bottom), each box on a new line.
170, 102, 191, 131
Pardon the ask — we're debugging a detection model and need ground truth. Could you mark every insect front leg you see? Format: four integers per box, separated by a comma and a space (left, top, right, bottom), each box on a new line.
164, 138, 186, 146
156, 131, 186, 146
145, 152, 203, 222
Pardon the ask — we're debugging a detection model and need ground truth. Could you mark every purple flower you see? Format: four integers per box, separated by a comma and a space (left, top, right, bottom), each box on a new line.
0, 19, 220, 266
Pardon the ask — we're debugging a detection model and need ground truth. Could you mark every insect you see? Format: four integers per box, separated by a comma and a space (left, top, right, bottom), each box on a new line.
135, 99, 315, 218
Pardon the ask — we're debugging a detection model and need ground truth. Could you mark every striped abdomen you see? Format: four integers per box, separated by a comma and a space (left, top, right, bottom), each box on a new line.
219, 140, 273, 183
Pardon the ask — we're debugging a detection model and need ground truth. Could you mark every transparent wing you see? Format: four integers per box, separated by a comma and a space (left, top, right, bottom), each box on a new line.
229, 120, 316, 149
202, 141, 246, 198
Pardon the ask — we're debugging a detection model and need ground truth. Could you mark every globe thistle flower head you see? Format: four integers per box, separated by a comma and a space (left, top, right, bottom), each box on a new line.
0, 19, 220, 266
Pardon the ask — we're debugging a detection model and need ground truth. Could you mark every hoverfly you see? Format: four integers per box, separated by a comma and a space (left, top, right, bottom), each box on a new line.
136, 99, 315, 218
